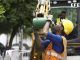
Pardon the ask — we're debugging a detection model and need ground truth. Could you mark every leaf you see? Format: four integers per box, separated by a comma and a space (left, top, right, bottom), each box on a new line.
0, 5, 6, 14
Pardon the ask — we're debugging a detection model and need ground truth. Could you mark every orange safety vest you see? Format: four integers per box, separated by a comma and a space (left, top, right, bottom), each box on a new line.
44, 36, 67, 60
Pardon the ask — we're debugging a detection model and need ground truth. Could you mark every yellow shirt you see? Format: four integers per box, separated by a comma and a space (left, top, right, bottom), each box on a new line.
56, 18, 68, 25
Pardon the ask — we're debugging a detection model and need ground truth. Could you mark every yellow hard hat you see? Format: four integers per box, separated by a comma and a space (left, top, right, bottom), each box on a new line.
61, 19, 74, 35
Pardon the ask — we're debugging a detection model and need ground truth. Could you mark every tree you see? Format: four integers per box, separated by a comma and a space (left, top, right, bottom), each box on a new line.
0, 0, 37, 48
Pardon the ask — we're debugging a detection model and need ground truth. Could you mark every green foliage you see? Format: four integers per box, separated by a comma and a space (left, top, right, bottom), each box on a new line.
0, 3, 6, 23
0, 0, 37, 33
0, 0, 37, 48
0, 4, 5, 14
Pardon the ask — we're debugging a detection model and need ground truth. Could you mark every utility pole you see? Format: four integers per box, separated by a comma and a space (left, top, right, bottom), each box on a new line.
19, 26, 24, 60
77, 7, 80, 38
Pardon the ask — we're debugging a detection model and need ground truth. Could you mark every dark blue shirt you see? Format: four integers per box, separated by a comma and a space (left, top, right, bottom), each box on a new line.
41, 32, 64, 53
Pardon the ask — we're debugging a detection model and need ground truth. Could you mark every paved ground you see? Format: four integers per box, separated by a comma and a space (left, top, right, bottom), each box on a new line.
0, 55, 80, 60
0, 54, 30, 60
67, 56, 80, 60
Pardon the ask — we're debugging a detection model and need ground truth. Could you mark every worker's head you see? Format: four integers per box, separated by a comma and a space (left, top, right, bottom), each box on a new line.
60, 11, 66, 19
52, 19, 74, 35
52, 24, 63, 34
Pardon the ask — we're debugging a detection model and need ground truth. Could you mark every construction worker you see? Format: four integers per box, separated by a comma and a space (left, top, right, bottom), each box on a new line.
40, 18, 74, 60
56, 11, 68, 25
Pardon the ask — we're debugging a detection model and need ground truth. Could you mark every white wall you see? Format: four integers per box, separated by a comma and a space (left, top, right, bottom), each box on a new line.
0, 33, 32, 47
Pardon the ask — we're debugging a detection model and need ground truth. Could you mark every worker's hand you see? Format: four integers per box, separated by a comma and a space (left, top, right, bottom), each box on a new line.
47, 15, 53, 22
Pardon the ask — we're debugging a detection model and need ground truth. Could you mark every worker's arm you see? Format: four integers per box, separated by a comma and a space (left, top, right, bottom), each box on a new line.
42, 15, 53, 35
47, 32, 64, 53
43, 21, 50, 35
41, 39, 50, 49
46, 32, 62, 43
41, 32, 64, 53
